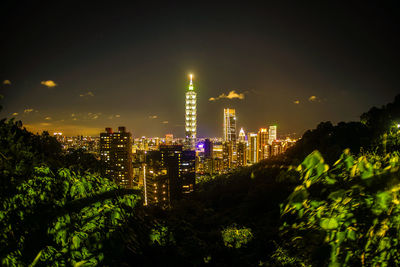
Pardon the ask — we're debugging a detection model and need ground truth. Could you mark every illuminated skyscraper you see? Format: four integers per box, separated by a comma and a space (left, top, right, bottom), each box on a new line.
237, 127, 247, 166
143, 168, 169, 208
100, 127, 133, 188
258, 128, 269, 160
185, 74, 197, 149
160, 145, 195, 203
248, 133, 258, 164
223, 108, 236, 142
269, 125, 277, 144
237, 142, 247, 166
239, 127, 246, 143
222, 141, 234, 170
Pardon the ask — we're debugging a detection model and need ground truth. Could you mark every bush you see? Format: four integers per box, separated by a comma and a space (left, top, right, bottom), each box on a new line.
280, 149, 400, 266
0, 167, 141, 266
221, 224, 253, 249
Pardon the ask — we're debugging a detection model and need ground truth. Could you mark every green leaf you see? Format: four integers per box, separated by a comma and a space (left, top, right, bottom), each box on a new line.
336, 231, 346, 243
30, 250, 42, 267
374, 191, 392, 213
347, 229, 356, 241
111, 211, 121, 221
360, 165, 374, 179
316, 162, 326, 177
328, 190, 346, 202
74, 261, 87, 267
328, 262, 341, 267
288, 188, 309, 204
320, 218, 339, 230
72, 235, 81, 250
310, 200, 322, 208
325, 177, 337, 184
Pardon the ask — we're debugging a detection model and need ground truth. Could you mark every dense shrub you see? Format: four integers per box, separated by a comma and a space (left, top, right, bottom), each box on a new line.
0, 167, 142, 266
280, 149, 400, 266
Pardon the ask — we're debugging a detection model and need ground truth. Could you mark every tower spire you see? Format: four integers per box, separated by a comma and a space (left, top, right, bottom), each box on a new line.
188, 74, 194, 91
185, 74, 197, 149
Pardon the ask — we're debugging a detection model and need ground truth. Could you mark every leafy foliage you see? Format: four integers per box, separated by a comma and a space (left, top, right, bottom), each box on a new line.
284, 121, 371, 165
280, 149, 400, 266
361, 94, 400, 137
64, 148, 105, 174
149, 225, 175, 246
221, 224, 253, 248
0, 119, 62, 200
0, 166, 141, 266
1, 95, 400, 266
0, 118, 106, 200
133, 161, 297, 266
284, 94, 400, 165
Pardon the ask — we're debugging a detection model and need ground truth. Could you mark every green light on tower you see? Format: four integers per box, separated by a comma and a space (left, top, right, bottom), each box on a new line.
185, 74, 196, 149
188, 74, 194, 91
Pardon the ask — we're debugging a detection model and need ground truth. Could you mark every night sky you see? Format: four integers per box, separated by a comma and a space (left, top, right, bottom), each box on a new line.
1, 1, 399, 138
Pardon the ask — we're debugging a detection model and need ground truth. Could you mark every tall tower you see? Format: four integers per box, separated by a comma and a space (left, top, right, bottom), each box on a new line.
258, 128, 269, 160
100, 127, 133, 188
185, 74, 197, 149
223, 108, 237, 142
268, 125, 277, 144
238, 127, 246, 143
248, 133, 258, 164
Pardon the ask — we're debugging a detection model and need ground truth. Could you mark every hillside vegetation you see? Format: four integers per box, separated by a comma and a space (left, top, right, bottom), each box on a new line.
1, 95, 400, 266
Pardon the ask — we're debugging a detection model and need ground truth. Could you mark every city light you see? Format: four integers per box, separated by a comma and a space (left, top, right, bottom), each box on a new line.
53, 74, 298, 204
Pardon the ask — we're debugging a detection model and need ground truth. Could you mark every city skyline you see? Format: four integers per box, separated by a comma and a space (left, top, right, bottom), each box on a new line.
1, 2, 399, 137
1, 72, 299, 139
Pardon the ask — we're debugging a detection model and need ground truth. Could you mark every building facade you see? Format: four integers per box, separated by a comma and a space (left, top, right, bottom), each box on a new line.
238, 127, 246, 143
237, 141, 247, 166
100, 127, 133, 188
268, 125, 277, 145
185, 74, 197, 149
144, 168, 170, 208
204, 138, 213, 159
257, 128, 269, 161
223, 108, 237, 142
248, 133, 258, 164
222, 141, 234, 170
159, 145, 195, 203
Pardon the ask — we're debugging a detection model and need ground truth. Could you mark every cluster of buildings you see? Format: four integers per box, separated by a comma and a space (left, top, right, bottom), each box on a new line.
55, 75, 296, 208
195, 110, 296, 176
99, 127, 195, 208
53, 133, 99, 153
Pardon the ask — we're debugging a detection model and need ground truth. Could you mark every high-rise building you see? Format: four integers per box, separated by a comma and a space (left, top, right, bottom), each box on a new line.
213, 158, 224, 174
222, 141, 234, 170
143, 168, 170, 208
160, 145, 195, 203
223, 108, 237, 142
238, 127, 246, 143
185, 74, 197, 149
271, 140, 283, 156
248, 133, 258, 164
204, 138, 213, 159
237, 142, 247, 166
269, 125, 277, 145
180, 150, 196, 194
100, 127, 133, 188
258, 128, 269, 161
